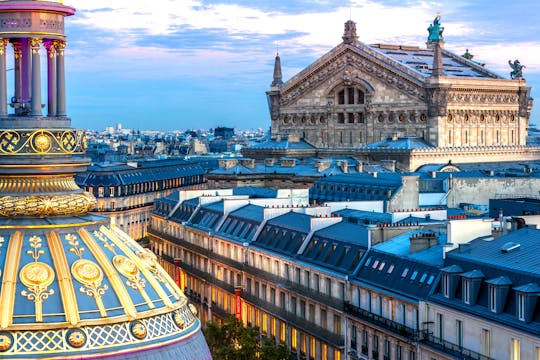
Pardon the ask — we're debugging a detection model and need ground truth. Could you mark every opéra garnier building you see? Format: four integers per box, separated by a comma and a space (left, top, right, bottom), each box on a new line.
0, 1, 211, 359
246, 15, 536, 171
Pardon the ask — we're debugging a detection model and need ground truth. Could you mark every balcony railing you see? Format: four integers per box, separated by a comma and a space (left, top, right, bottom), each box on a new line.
421, 333, 494, 360
344, 302, 419, 340
241, 292, 344, 348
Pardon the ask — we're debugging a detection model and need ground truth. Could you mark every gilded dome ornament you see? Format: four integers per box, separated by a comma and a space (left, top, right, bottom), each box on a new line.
173, 311, 186, 329
19, 236, 55, 323
130, 321, 147, 339
0, 0, 211, 357
66, 329, 87, 348
0, 332, 13, 352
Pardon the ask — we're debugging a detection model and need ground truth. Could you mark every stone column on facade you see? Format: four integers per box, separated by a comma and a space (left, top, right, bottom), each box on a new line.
45, 41, 57, 117
207, 283, 212, 321
12, 41, 22, 104
389, 339, 397, 360
378, 336, 385, 360
0, 39, 8, 116
315, 340, 322, 360
55, 40, 66, 116
30, 38, 42, 116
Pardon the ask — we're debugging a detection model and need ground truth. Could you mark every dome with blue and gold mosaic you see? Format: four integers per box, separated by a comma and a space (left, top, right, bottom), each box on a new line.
0, 0, 211, 359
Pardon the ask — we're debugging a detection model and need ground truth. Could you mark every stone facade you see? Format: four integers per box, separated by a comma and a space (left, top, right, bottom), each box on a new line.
258, 18, 537, 171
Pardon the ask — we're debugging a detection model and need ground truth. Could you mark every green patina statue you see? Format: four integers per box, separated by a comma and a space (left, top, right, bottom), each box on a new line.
509, 59, 525, 80
427, 13, 444, 42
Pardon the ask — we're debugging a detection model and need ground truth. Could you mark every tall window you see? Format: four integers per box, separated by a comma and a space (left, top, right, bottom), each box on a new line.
517, 294, 526, 321
489, 286, 497, 312
482, 329, 490, 357
511, 338, 520, 360
456, 320, 463, 347
442, 274, 450, 298
463, 279, 470, 304
437, 313, 443, 339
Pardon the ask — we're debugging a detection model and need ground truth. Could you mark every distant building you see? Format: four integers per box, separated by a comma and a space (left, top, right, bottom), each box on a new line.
489, 197, 540, 218
214, 126, 235, 140
246, 16, 537, 171
76, 159, 207, 239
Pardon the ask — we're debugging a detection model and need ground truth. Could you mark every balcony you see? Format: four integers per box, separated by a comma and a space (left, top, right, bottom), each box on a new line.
344, 302, 419, 340
421, 333, 494, 360
241, 291, 344, 349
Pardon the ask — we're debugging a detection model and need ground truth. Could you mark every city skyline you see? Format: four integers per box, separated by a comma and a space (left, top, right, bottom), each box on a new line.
65, 0, 540, 131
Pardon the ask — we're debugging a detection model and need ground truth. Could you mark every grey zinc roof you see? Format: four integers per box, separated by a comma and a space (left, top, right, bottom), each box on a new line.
447, 228, 540, 275
229, 204, 265, 222
363, 136, 434, 150
368, 44, 502, 79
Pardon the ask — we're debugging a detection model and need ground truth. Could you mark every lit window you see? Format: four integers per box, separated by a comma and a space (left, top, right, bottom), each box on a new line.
401, 268, 409, 278
372, 260, 379, 269
378, 262, 385, 271
511, 338, 520, 360
365, 257, 372, 267
387, 265, 395, 274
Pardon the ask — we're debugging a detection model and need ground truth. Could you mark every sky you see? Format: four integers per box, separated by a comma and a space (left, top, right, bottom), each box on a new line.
59, 0, 540, 131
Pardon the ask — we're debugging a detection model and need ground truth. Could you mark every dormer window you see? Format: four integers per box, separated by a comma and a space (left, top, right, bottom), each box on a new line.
489, 286, 497, 313
442, 273, 450, 298
463, 279, 470, 304
517, 293, 526, 321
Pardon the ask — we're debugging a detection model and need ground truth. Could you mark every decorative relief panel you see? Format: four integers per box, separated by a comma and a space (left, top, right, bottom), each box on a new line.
0, 129, 86, 156
0, 13, 65, 37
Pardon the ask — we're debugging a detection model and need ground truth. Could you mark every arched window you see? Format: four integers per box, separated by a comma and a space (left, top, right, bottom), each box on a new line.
336, 87, 365, 105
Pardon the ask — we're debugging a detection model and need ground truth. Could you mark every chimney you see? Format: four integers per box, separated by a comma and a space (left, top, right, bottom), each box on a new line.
240, 158, 255, 169
410, 232, 438, 253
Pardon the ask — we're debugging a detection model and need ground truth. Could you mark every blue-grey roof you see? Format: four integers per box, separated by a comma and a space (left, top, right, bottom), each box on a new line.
233, 187, 278, 198
369, 44, 502, 79
77, 159, 205, 186
249, 138, 316, 149
353, 248, 440, 301
299, 223, 369, 273
230, 204, 265, 222
363, 136, 434, 150
447, 228, 540, 275
373, 230, 446, 267
252, 212, 311, 256
334, 208, 392, 225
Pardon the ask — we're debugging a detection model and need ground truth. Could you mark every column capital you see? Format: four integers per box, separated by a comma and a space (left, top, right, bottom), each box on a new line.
0, 39, 8, 55
30, 38, 43, 54
12, 41, 22, 59
53, 40, 66, 56
44, 40, 56, 57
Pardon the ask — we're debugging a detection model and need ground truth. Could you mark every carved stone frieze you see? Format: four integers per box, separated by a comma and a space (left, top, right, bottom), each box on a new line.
279, 48, 425, 107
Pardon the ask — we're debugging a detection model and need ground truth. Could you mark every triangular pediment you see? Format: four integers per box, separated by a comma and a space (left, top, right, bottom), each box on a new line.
279, 42, 428, 106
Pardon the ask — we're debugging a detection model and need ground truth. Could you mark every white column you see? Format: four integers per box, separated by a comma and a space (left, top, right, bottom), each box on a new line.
30, 38, 42, 116
45, 41, 57, 117
55, 40, 66, 116
0, 39, 8, 116
12, 41, 22, 104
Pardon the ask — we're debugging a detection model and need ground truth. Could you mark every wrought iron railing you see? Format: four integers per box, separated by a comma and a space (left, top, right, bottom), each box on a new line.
421, 333, 494, 360
344, 302, 419, 340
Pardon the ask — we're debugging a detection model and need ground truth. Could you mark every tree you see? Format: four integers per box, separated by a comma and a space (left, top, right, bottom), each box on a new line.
204, 317, 292, 360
